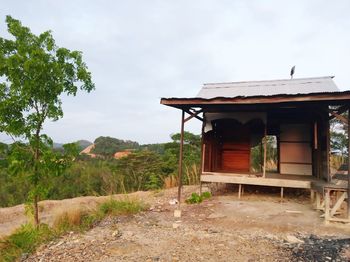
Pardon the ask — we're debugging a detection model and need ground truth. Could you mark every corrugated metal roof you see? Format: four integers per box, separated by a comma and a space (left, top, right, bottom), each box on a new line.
196, 76, 339, 99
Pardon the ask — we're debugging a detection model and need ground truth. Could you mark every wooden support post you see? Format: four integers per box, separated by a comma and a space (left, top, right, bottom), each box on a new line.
316, 192, 322, 210
201, 144, 206, 172
199, 114, 205, 195
260, 142, 263, 172
324, 189, 330, 224
177, 110, 185, 207
238, 184, 242, 199
263, 124, 267, 178
277, 136, 280, 173
310, 190, 315, 204
348, 109, 350, 219
314, 122, 318, 150
326, 118, 331, 182
280, 187, 284, 199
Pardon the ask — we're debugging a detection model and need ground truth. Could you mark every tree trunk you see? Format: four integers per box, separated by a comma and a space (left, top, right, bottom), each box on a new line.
34, 194, 39, 227
33, 128, 40, 227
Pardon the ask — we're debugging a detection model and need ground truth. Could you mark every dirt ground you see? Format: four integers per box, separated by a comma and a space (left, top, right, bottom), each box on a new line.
2, 185, 350, 261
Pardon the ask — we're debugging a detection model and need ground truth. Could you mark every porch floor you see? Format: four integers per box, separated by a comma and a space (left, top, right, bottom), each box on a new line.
201, 172, 320, 189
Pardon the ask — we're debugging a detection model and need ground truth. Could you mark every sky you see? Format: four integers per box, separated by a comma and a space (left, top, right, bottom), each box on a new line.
1, 0, 350, 144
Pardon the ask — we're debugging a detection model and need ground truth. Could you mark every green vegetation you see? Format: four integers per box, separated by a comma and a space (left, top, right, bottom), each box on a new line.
0, 16, 94, 226
185, 192, 212, 204
330, 111, 348, 155
92, 136, 139, 157
0, 131, 201, 208
0, 223, 56, 262
98, 199, 147, 216
0, 199, 145, 261
250, 136, 278, 172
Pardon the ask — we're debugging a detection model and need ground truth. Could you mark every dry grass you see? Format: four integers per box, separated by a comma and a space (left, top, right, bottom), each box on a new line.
185, 164, 200, 185
163, 175, 178, 189
330, 155, 345, 171
52, 206, 92, 232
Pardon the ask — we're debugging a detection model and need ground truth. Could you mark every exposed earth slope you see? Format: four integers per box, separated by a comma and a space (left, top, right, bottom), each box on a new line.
1, 186, 350, 261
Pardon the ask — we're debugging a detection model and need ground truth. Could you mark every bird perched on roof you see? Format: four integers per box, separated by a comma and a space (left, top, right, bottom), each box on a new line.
290, 65, 295, 79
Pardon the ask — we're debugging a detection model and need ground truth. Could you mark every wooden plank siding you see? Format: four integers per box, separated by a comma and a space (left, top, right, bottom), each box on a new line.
221, 142, 250, 172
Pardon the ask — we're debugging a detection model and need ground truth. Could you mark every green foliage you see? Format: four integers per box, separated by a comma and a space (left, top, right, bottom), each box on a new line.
185, 192, 211, 204
0, 131, 202, 208
162, 132, 201, 184
0, 16, 94, 137
145, 174, 162, 190
139, 143, 165, 154
201, 191, 212, 199
92, 136, 139, 157
250, 136, 277, 172
98, 199, 147, 216
330, 111, 348, 155
0, 16, 94, 224
8, 141, 79, 194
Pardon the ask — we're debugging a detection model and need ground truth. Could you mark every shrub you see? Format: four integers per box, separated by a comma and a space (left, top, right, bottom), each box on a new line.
185, 192, 212, 204
201, 191, 212, 199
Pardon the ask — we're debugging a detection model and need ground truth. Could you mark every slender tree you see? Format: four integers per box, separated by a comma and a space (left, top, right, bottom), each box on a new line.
0, 16, 94, 226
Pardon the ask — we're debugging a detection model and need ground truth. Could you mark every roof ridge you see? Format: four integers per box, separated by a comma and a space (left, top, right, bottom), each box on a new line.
203, 76, 334, 87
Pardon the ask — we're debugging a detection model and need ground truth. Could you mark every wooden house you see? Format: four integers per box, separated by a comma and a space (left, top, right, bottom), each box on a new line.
161, 76, 350, 223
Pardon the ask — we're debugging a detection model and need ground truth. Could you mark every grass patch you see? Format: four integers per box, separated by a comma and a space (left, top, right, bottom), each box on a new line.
53, 207, 97, 233
0, 198, 146, 261
0, 223, 56, 262
185, 192, 212, 204
98, 198, 147, 216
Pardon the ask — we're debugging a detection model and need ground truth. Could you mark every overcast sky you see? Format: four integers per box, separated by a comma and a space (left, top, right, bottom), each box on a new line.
1, 0, 350, 144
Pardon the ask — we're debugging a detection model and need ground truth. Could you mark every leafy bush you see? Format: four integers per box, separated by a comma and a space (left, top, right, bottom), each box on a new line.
185, 192, 212, 204
201, 191, 212, 199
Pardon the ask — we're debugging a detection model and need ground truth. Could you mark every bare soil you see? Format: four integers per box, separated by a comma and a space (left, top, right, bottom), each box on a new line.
2, 185, 350, 261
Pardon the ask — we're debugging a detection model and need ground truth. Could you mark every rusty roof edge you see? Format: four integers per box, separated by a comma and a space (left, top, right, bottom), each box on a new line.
160, 90, 350, 103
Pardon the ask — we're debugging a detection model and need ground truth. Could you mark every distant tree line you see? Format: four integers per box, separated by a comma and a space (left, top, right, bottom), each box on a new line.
0, 131, 201, 208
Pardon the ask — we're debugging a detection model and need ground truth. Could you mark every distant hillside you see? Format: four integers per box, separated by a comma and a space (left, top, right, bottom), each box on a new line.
76, 140, 93, 150
92, 136, 140, 157
54, 140, 92, 151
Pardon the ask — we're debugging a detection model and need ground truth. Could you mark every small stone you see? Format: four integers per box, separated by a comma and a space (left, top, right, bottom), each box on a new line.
286, 235, 304, 244
56, 241, 64, 246
174, 209, 181, 218
207, 213, 226, 219
112, 229, 121, 238
173, 223, 180, 229
169, 199, 178, 205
